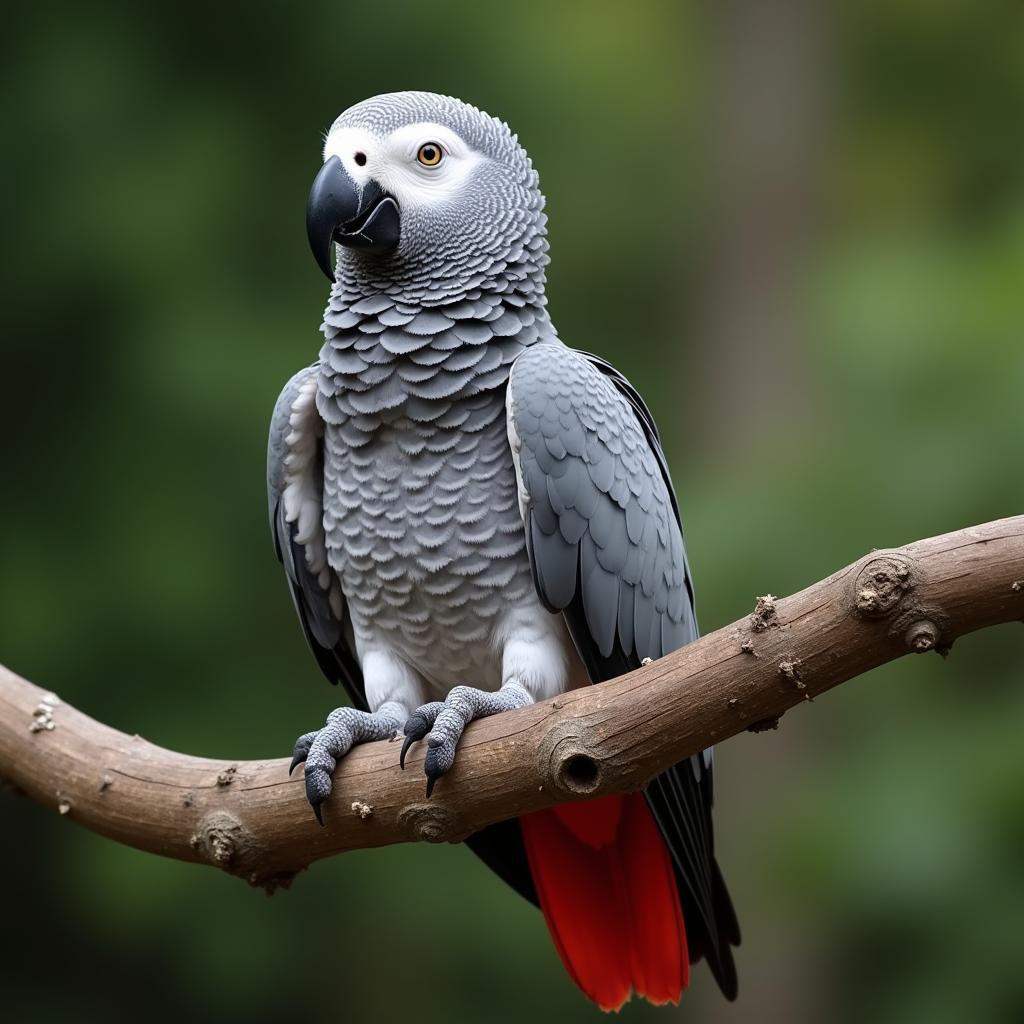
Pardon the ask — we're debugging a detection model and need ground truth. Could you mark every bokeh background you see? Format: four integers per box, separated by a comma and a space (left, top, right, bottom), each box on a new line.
2, 1, 1023, 1021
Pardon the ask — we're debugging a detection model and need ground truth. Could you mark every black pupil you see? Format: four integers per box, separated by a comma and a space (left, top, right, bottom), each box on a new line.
354, 152, 367, 166
423, 146, 437, 162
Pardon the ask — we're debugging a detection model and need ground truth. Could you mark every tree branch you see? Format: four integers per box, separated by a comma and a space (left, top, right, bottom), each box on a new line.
1, 517, 1021, 890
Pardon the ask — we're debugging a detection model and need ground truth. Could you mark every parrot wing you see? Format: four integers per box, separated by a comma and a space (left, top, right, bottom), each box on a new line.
268, 364, 365, 706
506, 343, 740, 998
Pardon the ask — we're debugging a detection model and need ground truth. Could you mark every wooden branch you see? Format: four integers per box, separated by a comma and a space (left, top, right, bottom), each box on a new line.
1, 517, 1021, 890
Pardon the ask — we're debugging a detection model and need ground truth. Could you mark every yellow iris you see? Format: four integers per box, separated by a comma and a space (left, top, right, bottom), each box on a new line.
416, 143, 444, 167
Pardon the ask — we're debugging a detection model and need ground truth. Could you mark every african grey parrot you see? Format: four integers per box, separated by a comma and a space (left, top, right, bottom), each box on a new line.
268, 91, 739, 1010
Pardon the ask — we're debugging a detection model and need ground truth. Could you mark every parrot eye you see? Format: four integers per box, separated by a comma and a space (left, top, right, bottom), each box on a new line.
416, 142, 444, 167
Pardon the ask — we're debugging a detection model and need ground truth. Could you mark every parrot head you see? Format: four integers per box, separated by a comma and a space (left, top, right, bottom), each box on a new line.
306, 91, 544, 285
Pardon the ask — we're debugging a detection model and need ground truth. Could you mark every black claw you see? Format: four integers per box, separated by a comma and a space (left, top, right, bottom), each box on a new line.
400, 713, 431, 770
424, 745, 443, 799
289, 736, 313, 775
399, 734, 417, 770
312, 801, 325, 827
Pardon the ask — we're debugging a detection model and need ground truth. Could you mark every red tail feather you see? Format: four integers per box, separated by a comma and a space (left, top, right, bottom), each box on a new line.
520, 793, 689, 1011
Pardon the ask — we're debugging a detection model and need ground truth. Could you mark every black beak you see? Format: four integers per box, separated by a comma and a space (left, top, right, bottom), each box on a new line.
305, 156, 401, 281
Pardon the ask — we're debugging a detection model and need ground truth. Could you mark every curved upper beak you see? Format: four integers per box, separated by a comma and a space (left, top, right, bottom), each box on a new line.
305, 156, 401, 281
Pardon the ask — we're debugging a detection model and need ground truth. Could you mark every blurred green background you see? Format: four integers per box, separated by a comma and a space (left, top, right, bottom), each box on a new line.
2, 1, 1022, 1021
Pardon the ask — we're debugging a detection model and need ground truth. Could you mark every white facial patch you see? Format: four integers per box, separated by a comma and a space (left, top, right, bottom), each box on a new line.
322, 121, 485, 212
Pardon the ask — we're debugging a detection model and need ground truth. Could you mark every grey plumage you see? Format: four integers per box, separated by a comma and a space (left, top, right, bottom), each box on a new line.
508, 344, 738, 995
507, 343, 695, 661
269, 90, 738, 1001
268, 365, 362, 696
308, 94, 552, 692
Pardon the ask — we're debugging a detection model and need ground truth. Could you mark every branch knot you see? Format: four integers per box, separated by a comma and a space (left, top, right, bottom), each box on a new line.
190, 811, 264, 876
853, 555, 915, 618
536, 722, 605, 798
398, 803, 463, 843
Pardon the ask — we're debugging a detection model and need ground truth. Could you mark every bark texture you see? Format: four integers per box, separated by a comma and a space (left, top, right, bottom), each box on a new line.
1, 517, 1021, 890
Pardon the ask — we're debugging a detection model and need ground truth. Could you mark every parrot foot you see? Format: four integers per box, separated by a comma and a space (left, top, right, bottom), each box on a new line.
400, 683, 531, 798
289, 701, 405, 825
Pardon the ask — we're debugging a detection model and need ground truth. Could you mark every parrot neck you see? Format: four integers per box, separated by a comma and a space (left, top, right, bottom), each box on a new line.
315, 209, 557, 419
329, 197, 551, 310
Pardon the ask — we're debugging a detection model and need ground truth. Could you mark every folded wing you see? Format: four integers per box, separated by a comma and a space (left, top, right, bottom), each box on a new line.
506, 343, 739, 998
267, 364, 364, 704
